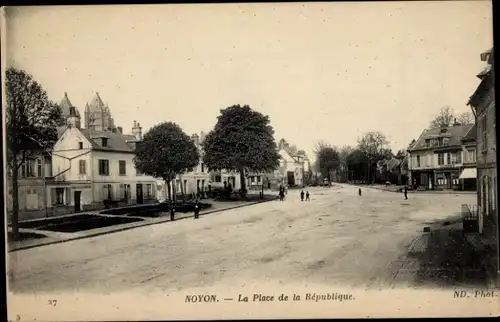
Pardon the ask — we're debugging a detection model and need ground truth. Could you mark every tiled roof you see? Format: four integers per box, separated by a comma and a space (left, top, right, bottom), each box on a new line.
79, 129, 137, 153
462, 123, 477, 142
409, 124, 474, 151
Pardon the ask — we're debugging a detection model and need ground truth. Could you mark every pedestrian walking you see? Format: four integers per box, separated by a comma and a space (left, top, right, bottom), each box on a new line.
170, 203, 176, 221
300, 190, 305, 201
404, 185, 408, 200
358, 188, 362, 196
194, 200, 200, 219
306, 191, 310, 201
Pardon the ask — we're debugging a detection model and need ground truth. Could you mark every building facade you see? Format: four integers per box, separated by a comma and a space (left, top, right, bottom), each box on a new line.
50, 118, 157, 212
469, 49, 500, 274
408, 123, 475, 190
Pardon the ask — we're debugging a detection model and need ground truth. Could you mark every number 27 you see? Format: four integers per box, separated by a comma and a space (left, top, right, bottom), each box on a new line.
48, 300, 57, 306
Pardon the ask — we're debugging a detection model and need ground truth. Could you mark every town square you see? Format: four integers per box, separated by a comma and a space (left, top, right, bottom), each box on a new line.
3, 2, 497, 320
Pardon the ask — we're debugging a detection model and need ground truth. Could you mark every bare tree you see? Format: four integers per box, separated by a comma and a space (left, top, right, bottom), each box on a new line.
357, 132, 391, 183
430, 106, 455, 128
456, 111, 475, 125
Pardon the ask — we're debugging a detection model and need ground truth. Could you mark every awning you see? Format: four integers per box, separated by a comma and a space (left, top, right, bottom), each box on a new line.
459, 168, 477, 179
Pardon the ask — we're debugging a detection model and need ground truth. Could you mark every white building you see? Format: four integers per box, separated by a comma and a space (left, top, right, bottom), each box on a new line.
50, 119, 157, 211
275, 139, 306, 187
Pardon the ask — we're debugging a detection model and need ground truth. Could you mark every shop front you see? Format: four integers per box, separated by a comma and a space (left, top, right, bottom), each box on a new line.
435, 169, 461, 190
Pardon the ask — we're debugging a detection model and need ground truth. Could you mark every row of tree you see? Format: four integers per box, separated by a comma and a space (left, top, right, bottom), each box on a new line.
313, 131, 396, 185
134, 104, 281, 201
313, 106, 475, 186
6, 68, 283, 239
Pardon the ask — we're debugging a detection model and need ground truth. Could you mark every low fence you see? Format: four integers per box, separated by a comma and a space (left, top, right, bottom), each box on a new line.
461, 204, 483, 234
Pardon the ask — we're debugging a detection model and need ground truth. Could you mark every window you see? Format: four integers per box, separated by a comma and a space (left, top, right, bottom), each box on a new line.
102, 138, 108, 147
425, 140, 430, 148
438, 153, 444, 165
119, 184, 125, 199
215, 174, 222, 183
456, 152, 462, 164
201, 163, 205, 172
257, 176, 261, 183
78, 142, 83, 149
55, 188, 65, 205
98, 159, 109, 175
146, 184, 152, 197
467, 149, 476, 163
37, 159, 42, 177
481, 116, 487, 151
22, 159, 36, 177
446, 153, 451, 165
119, 160, 126, 176
105, 184, 113, 200
79, 160, 86, 175
443, 138, 449, 145
136, 166, 143, 176
416, 155, 420, 167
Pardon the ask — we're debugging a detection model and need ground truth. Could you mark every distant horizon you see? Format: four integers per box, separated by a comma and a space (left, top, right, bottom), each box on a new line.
5, 2, 493, 162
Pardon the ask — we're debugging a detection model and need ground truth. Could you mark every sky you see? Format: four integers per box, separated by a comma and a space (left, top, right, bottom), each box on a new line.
4, 1, 493, 160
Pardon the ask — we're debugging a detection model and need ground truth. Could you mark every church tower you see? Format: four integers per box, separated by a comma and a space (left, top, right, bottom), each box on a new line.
84, 92, 117, 132
59, 92, 81, 128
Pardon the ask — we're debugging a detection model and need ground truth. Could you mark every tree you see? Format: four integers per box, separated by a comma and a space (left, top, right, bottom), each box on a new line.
202, 105, 280, 198
395, 148, 407, 158
357, 131, 391, 183
134, 122, 199, 201
430, 106, 455, 128
345, 149, 369, 182
314, 141, 340, 183
456, 111, 474, 125
6, 68, 62, 240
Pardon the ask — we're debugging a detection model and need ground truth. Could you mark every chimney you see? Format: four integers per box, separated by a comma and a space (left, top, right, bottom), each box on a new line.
132, 120, 142, 141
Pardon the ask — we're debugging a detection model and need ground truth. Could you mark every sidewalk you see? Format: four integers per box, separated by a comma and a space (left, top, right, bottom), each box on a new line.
346, 183, 476, 194
392, 221, 492, 289
8, 196, 278, 252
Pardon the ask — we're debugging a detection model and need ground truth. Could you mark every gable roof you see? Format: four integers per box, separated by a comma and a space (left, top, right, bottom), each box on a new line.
79, 129, 137, 153
409, 124, 474, 151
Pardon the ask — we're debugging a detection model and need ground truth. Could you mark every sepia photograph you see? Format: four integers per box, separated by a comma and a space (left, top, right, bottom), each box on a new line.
3, 1, 498, 320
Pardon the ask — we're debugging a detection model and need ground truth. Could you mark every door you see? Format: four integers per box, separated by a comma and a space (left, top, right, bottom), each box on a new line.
136, 184, 144, 204
287, 171, 295, 186
74, 191, 81, 212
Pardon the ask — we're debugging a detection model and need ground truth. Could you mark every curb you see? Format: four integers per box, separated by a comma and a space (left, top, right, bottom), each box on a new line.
8, 197, 278, 252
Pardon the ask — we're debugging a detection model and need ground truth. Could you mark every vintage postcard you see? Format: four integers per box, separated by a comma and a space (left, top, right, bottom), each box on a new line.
3, 1, 498, 320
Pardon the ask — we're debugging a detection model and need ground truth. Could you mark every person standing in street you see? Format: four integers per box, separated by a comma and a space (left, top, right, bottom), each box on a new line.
306, 191, 310, 201
358, 188, 362, 196
194, 200, 200, 219
404, 185, 408, 200
300, 190, 305, 201
170, 203, 176, 221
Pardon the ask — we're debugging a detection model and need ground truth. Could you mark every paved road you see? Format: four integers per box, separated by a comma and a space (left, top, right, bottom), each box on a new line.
8, 184, 477, 293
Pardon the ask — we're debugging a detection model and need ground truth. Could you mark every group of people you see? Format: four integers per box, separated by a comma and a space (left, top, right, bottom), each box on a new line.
278, 185, 311, 202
